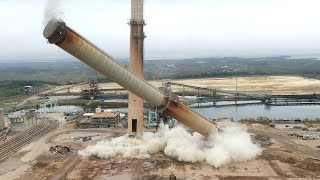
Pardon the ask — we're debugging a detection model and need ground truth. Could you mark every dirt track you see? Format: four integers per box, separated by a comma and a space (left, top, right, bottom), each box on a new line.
1, 120, 319, 180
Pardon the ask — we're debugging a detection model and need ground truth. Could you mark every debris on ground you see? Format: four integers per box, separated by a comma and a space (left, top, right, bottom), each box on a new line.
49, 145, 70, 155
289, 132, 320, 140
251, 134, 273, 147
284, 157, 297, 164
143, 162, 155, 170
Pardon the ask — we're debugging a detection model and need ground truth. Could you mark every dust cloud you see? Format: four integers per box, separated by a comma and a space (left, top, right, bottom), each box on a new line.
43, 0, 63, 25
79, 124, 262, 168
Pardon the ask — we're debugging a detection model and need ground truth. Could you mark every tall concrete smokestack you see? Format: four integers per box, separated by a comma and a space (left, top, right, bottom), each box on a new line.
128, 0, 146, 136
43, 20, 218, 137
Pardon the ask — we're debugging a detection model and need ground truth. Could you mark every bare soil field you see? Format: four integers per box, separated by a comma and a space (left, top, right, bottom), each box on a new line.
1, 119, 319, 180
58, 76, 320, 95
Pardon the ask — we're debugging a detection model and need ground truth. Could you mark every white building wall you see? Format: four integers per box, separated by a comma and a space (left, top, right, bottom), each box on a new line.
9, 116, 37, 132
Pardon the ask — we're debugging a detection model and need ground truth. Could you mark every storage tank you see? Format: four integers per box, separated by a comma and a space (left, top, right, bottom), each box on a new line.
95, 107, 102, 114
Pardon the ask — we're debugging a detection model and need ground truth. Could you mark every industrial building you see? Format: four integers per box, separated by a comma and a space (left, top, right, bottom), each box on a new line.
79, 111, 120, 128
82, 113, 94, 119
24, 86, 33, 95
8, 110, 36, 132
80, 81, 99, 100
147, 111, 158, 128
92, 112, 120, 124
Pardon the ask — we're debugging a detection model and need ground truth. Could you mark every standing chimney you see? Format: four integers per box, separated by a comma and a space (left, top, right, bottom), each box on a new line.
128, 0, 146, 136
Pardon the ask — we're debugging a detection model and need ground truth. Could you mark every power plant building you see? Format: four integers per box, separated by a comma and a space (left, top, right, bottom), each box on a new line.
79, 112, 120, 128
81, 81, 99, 100
8, 110, 36, 132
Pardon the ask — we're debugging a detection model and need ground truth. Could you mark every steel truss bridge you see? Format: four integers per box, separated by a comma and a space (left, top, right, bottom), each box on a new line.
165, 81, 320, 106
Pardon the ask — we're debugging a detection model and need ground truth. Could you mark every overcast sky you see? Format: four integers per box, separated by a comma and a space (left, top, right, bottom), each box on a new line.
1, 0, 320, 61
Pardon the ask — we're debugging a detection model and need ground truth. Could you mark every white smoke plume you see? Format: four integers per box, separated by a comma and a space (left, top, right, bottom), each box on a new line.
79, 124, 262, 168
43, 0, 64, 25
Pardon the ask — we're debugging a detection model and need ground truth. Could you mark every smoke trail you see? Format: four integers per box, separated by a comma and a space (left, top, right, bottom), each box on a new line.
43, 0, 63, 25
79, 124, 262, 168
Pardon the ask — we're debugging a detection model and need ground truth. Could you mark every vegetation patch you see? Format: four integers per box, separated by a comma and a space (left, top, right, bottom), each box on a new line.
0, 80, 58, 98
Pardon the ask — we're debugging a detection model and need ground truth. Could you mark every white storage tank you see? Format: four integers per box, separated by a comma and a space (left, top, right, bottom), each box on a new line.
95, 107, 102, 114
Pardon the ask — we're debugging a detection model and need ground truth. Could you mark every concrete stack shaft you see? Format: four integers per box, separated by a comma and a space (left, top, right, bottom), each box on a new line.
128, 0, 146, 135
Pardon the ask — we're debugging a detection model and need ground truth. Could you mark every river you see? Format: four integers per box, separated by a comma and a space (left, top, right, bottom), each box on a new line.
113, 101, 320, 121
38, 101, 320, 121
194, 102, 320, 120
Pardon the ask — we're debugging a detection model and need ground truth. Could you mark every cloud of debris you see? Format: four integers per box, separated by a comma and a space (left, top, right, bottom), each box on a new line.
43, 0, 63, 25
79, 124, 262, 168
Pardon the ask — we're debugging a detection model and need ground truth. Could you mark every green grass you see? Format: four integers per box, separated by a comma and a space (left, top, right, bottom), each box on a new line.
0, 87, 23, 98
0, 80, 58, 99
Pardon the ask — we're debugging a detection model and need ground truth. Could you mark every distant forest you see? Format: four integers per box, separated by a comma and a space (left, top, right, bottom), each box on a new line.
1, 57, 320, 83
0, 56, 320, 98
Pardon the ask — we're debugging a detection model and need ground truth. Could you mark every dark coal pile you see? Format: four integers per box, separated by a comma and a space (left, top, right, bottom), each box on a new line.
49, 145, 70, 155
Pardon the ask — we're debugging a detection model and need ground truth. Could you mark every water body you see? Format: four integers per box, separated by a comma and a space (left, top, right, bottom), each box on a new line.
41, 102, 319, 121
195, 103, 320, 120
113, 101, 320, 121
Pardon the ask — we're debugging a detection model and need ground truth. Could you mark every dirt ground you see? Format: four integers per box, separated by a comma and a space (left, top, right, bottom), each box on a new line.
57, 76, 320, 95
6, 75, 317, 109
1, 118, 319, 180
